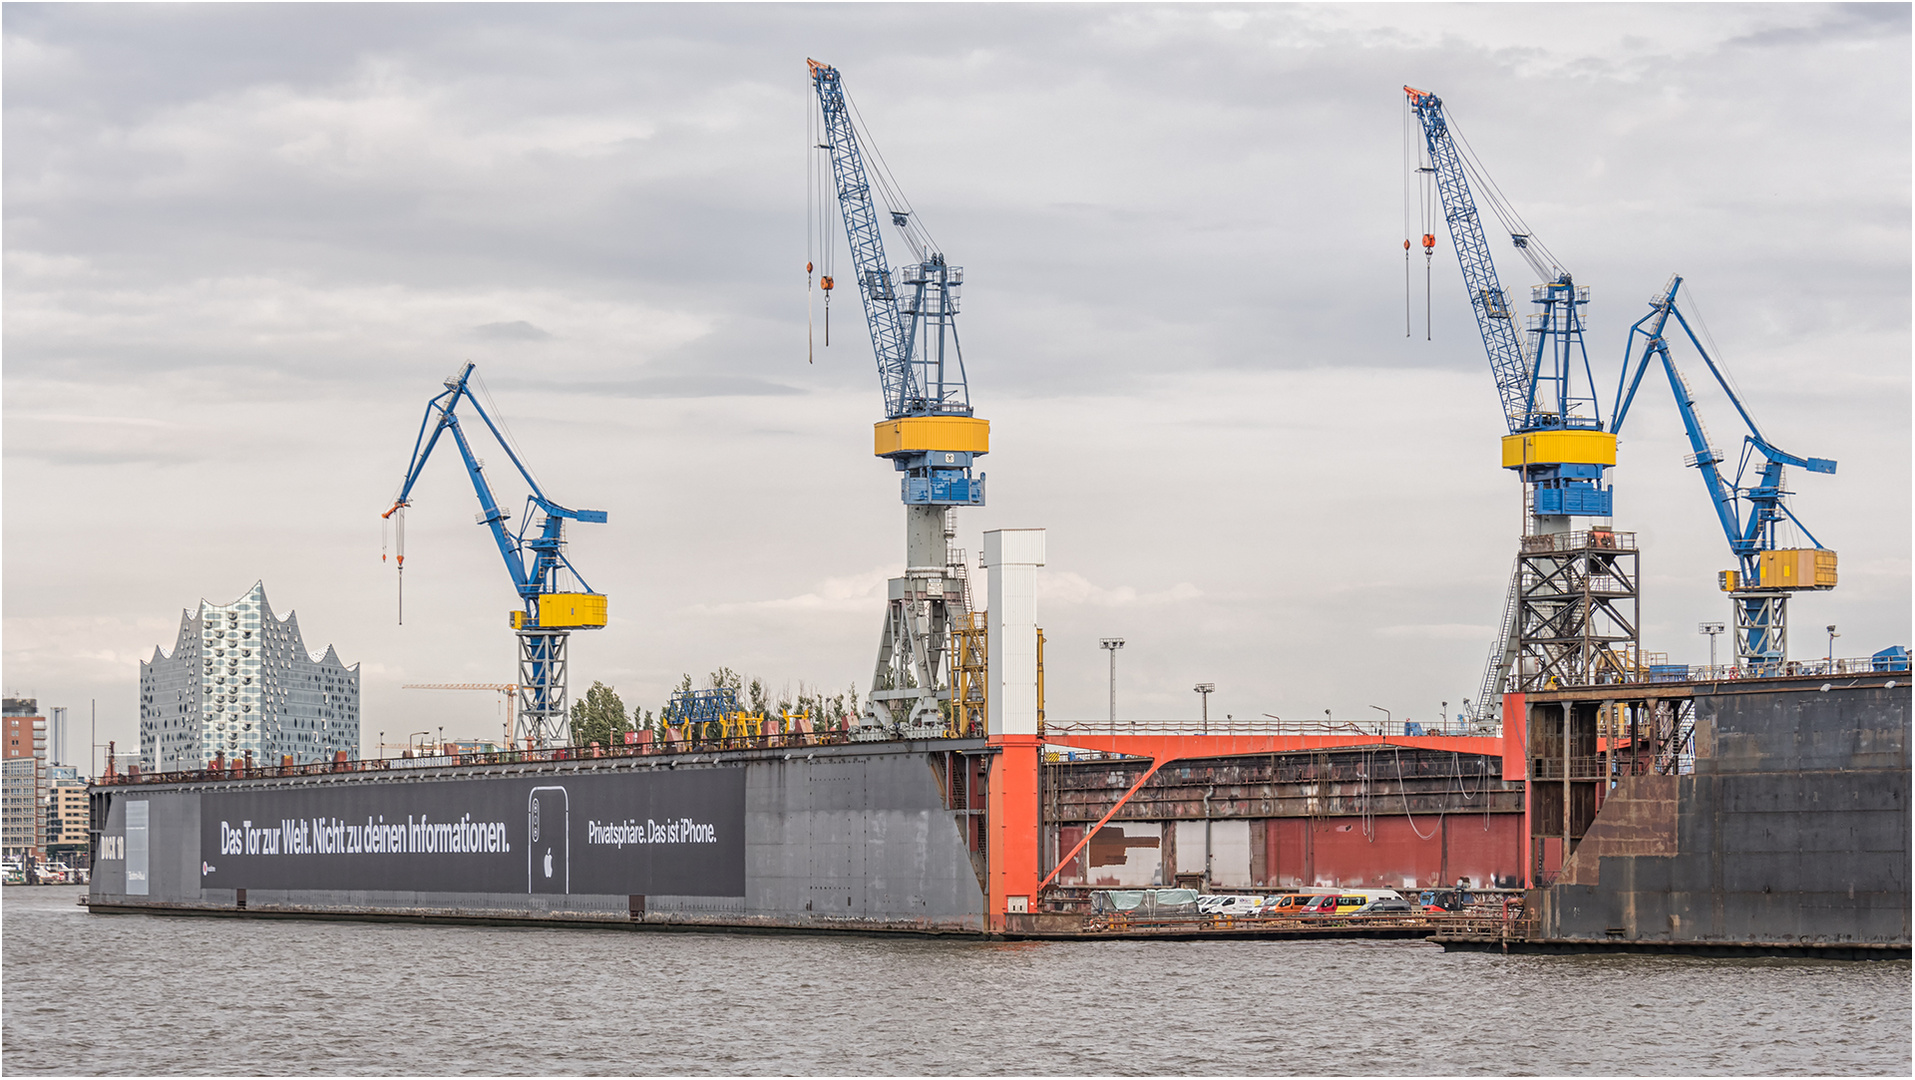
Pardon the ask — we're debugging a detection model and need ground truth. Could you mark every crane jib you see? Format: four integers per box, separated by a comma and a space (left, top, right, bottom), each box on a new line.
809, 61, 974, 427
1407, 90, 1531, 435
386, 362, 607, 627
1613, 276, 1838, 642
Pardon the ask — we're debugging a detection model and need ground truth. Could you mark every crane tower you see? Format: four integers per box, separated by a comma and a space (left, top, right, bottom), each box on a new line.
809, 59, 986, 740
1406, 87, 1639, 721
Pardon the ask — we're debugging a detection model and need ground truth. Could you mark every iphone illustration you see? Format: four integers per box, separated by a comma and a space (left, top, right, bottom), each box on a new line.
527, 786, 569, 894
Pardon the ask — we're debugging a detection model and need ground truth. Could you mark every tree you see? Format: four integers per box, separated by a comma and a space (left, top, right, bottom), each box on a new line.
569, 681, 630, 748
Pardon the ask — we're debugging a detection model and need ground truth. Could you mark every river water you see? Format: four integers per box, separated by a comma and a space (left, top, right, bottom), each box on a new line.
3, 886, 1907, 1075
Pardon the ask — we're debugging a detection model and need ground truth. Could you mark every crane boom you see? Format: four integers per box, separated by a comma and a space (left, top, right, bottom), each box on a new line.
1404, 87, 1531, 433
402, 683, 518, 749
386, 362, 606, 605
384, 362, 607, 747
809, 59, 972, 421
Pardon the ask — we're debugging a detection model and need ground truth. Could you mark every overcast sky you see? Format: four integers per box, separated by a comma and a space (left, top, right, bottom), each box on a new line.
5, 3, 1908, 759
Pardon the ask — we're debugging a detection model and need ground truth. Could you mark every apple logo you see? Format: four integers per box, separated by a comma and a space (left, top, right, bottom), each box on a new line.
543, 849, 553, 879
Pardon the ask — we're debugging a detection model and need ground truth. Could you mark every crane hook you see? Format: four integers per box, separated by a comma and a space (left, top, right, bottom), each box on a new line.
1422, 234, 1436, 341
820, 275, 834, 347
382, 502, 407, 625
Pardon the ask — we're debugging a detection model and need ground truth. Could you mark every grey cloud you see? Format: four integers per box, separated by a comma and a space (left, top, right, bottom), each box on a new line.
472, 320, 552, 341
2, 5, 1905, 756
492, 375, 806, 399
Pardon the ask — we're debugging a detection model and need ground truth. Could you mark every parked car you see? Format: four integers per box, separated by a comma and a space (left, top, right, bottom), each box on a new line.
1417, 887, 1477, 912
1196, 894, 1264, 916
1355, 896, 1416, 915
1257, 893, 1328, 916
1298, 893, 1369, 917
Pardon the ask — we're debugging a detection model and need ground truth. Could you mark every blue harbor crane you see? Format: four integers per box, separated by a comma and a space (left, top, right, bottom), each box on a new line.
383, 362, 607, 748
1612, 275, 1837, 667
809, 59, 987, 740
1406, 86, 1633, 722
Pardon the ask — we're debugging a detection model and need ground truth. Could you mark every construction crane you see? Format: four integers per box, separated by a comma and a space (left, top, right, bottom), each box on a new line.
1612, 275, 1837, 667
1405, 86, 1632, 725
384, 362, 607, 748
809, 59, 986, 740
402, 683, 519, 747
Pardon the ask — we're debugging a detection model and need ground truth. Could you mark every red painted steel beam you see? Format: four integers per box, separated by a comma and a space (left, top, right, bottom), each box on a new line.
1045, 733, 1506, 760
1037, 754, 1173, 892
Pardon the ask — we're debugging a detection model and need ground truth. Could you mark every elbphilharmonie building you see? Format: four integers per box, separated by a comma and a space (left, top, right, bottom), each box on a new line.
139, 582, 360, 771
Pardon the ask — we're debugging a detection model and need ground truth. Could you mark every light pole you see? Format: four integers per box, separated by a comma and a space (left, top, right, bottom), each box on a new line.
1193, 683, 1215, 734
1440, 701, 1448, 736
1100, 638, 1125, 734
1369, 704, 1391, 735
1699, 622, 1725, 672
1827, 624, 1839, 665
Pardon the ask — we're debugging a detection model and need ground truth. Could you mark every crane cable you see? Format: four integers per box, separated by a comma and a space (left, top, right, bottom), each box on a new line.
1443, 108, 1565, 281
381, 506, 405, 625
807, 89, 815, 364
843, 84, 941, 261
1405, 95, 1437, 341
807, 91, 835, 351
1403, 97, 1413, 338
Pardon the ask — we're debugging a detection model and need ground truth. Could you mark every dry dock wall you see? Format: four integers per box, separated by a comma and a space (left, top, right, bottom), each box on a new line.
88, 740, 989, 933
1535, 682, 1909, 946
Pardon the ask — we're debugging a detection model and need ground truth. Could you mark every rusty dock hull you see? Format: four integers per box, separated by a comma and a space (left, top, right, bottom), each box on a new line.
1443, 674, 1910, 957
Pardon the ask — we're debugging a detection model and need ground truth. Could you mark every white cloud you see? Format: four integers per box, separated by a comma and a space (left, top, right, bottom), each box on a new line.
1040, 572, 1203, 608
1373, 623, 1497, 642
694, 568, 893, 616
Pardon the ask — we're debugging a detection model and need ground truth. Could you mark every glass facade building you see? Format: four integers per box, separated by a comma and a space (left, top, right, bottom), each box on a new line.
140, 582, 360, 771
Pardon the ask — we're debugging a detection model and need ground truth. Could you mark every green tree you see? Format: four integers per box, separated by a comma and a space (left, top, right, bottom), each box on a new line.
707, 667, 743, 697
569, 681, 631, 748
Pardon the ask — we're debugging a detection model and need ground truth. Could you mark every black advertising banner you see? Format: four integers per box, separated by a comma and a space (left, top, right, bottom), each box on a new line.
200, 768, 745, 896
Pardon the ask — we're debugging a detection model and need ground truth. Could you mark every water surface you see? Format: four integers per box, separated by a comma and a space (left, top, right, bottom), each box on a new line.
4, 887, 1907, 1075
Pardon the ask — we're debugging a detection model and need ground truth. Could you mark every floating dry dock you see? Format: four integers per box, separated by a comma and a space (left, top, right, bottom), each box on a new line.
86, 670, 1907, 951
1436, 668, 1909, 957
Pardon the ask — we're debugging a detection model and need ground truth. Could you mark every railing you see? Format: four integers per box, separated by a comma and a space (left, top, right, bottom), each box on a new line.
1519, 530, 1637, 554
94, 727, 903, 787
1683, 656, 1901, 680
1527, 755, 1608, 781
1079, 905, 1528, 937
1044, 718, 1471, 738
1539, 653, 1903, 693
